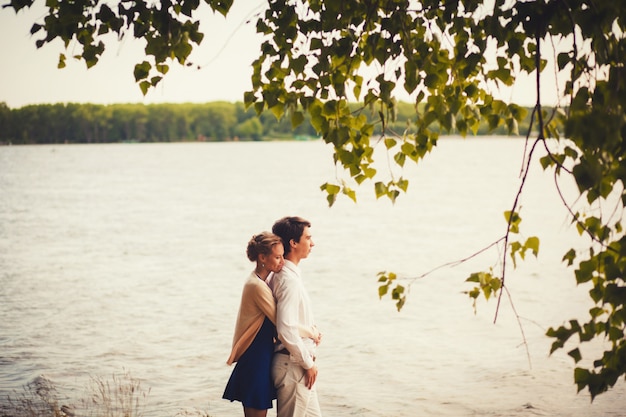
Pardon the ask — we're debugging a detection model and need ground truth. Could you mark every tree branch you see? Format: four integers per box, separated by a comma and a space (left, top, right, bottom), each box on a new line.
403, 236, 506, 285
493, 16, 546, 323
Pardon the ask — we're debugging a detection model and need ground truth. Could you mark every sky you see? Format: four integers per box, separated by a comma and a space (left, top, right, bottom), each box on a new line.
0, 2, 564, 109
0, 2, 268, 108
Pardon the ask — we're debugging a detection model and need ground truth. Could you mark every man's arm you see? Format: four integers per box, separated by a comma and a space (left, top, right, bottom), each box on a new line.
274, 276, 316, 370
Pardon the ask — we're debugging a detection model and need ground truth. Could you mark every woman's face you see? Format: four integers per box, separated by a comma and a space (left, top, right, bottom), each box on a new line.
262, 243, 285, 273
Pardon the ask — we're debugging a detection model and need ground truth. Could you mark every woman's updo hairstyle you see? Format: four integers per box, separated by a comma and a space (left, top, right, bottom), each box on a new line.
246, 232, 283, 262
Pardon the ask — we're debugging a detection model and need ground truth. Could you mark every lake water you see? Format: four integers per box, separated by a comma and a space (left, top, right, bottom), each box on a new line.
1, 139, 625, 416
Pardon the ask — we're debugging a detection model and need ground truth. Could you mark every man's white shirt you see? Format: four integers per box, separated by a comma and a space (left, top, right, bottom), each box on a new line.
270, 259, 317, 370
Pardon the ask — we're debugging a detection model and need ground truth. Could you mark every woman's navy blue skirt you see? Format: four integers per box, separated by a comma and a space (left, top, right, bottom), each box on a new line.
223, 317, 277, 409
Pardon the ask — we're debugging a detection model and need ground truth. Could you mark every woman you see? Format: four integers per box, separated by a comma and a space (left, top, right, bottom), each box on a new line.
223, 232, 285, 417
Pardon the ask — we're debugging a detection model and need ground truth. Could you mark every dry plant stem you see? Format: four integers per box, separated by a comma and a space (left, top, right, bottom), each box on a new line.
406, 237, 506, 284
486, 135, 539, 372
504, 284, 533, 369
493, 136, 541, 325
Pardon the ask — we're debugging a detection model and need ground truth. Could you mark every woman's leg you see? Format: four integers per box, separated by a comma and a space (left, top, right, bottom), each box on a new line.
243, 406, 268, 417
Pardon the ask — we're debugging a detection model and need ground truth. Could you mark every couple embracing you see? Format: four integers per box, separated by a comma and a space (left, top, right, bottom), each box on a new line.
223, 216, 323, 417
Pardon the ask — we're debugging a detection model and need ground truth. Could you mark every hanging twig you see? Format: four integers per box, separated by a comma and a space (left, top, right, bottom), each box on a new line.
504, 285, 533, 369
404, 237, 506, 284
493, 14, 546, 322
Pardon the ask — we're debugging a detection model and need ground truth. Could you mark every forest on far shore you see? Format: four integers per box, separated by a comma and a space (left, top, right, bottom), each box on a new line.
0, 100, 543, 145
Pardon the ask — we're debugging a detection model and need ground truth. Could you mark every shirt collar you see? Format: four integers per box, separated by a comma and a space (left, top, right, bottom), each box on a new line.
283, 259, 301, 276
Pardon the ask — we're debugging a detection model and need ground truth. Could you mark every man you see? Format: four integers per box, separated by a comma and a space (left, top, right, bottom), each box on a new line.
269, 216, 322, 417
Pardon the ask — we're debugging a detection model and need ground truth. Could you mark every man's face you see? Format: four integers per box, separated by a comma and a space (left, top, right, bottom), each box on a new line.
293, 226, 314, 259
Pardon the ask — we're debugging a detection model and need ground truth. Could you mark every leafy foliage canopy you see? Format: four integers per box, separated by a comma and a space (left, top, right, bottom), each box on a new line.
3, 0, 626, 400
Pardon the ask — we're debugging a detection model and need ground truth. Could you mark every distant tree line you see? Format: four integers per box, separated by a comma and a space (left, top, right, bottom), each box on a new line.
0, 101, 539, 144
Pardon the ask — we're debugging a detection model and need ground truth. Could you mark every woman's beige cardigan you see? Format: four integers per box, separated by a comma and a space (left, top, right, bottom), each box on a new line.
227, 272, 276, 365
226, 271, 317, 365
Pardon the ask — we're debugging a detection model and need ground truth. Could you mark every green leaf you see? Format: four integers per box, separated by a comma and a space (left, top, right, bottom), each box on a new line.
291, 55, 307, 73
57, 53, 66, 69
134, 61, 151, 82
568, 348, 582, 363
525, 236, 540, 257
404, 59, 419, 93
465, 273, 480, 283
424, 73, 439, 88
291, 111, 304, 128
378, 284, 389, 298
320, 182, 340, 195
139, 81, 150, 95
391, 284, 405, 299
571, 87, 589, 111
243, 92, 256, 108
320, 182, 340, 206
574, 367, 590, 393
374, 182, 387, 199
342, 185, 357, 203
384, 137, 397, 149
269, 104, 285, 120
397, 178, 409, 192
557, 52, 571, 70
575, 259, 596, 284
156, 64, 169, 75
394, 151, 406, 167
540, 154, 555, 169
510, 241, 522, 268
504, 210, 521, 233
208, 0, 233, 17
150, 76, 162, 85
363, 167, 376, 179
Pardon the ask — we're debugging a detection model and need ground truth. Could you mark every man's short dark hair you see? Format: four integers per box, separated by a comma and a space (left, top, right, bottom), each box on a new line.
272, 216, 311, 256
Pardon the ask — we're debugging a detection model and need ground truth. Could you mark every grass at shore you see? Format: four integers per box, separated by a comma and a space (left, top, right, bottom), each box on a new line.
1, 371, 210, 417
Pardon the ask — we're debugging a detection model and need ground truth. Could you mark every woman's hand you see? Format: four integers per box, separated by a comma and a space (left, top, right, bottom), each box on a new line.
312, 325, 322, 345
